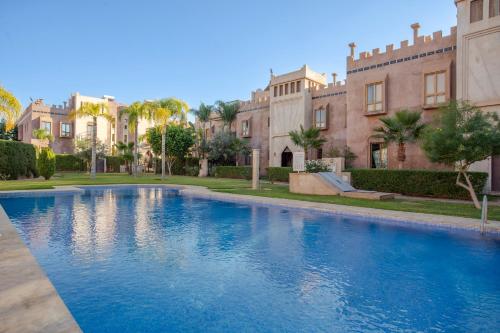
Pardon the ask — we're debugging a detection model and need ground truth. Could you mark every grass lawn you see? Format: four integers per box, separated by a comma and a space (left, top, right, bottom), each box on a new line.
1, 172, 499, 221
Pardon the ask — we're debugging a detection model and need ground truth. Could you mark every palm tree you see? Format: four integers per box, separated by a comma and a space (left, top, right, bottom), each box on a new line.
289, 125, 326, 160
147, 98, 189, 180
215, 100, 239, 132
70, 102, 114, 179
115, 141, 135, 175
0, 86, 22, 131
372, 110, 426, 169
32, 128, 54, 151
190, 103, 213, 158
119, 101, 147, 177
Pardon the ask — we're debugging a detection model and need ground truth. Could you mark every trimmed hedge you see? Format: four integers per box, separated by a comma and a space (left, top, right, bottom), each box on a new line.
0, 140, 38, 180
214, 166, 252, 180
155, 157, 200, 175
106, 156, 122, 173
38, 148, 56, 180
55, 154, 85, 171
267, 167, 293, 183
350, 169, 488, 200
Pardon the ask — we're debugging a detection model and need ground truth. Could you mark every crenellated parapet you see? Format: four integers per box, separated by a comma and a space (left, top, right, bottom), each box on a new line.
239, 88, 270, 113
311, 75, 347, 100
346, 23, 457, 74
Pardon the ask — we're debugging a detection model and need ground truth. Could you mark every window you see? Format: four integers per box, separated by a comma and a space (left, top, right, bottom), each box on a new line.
425, 71, 446, 105
285, 83, 289, 95
370, 143, 387, 169
211, 125, 215, 134
471, 0, 483, 22
366, 82, 383, 113
124, 134, 128, 143
296, 81, 301, 92
274, 86, 278, 97
112, 133, 115, 142
60, 123, 71, 137
41, 121, 51, 134
314, 108, 327, 129
317, 148, 323, 159
490, 0, 500, 17
267, 117, 270, 127
242, 120, 250, 137
279, 85, 283, 96
86, 122, 94, 138
291, 82, 295, 93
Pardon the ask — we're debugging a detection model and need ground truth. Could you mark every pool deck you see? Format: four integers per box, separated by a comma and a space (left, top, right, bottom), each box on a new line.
0, 205, 81, 333
0, 184, 499, 333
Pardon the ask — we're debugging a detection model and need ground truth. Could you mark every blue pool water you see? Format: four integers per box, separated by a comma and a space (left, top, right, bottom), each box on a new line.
1, 187, 500, 332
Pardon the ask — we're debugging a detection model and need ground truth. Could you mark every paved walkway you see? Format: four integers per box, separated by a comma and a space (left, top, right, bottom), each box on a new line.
0, 205, 81, 333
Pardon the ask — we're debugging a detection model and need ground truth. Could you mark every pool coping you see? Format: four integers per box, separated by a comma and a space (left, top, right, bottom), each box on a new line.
0, 184, 499, 331
0, 205, 82, 333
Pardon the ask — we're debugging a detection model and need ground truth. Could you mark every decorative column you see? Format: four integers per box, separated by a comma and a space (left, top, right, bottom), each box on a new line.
252, 149, 260, 190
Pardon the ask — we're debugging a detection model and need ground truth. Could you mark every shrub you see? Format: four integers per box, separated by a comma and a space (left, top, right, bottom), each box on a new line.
305, 160, 329, 173
214, 166, 252, 180
55, 154, 85, 171
350, 169, 488, 200
106, 156, 123, 173
37, 147, 56, 180
0, 140, 38, 179
267, 167, 293, 183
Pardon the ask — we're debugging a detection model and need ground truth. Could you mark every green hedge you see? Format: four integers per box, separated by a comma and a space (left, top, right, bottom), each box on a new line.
155, 157, 200, 175
106, 156, 122, 173
214, 166, 252, 180
350, 169, 488, 200
267, 167, 293, 183
0, 140, 38, 180
55, 154, 85, 171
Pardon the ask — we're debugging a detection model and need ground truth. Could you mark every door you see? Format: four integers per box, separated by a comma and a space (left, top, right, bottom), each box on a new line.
281, 147, 293, 167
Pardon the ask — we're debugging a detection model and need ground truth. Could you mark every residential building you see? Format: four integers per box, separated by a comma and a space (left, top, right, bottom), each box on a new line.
16, 92, 152, 156
197, 1, 500, 191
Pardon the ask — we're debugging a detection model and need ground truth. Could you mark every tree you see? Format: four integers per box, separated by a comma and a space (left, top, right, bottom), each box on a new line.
207, 132, 250, 166
289, 125, 326, 160
215, 100, 239, 132
32, 128, 54, 152
190, 103, 213, 158
0, 86, 22, 131
0, 120, 18, 140
37, 147, 56, 180
422, 101, 500, 209
119, 102, 147, 176
145, 125, 194, 175
146, 98, 189, 180
70, 102, 114, 179
115, 141, 135, 174
74, 137, 109, 171
373, 110, 426, 169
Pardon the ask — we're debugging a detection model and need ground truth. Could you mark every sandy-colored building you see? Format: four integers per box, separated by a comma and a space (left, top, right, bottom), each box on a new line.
455, 0, 500, 191
197, 0, 500, 191
16, 92, 152, 157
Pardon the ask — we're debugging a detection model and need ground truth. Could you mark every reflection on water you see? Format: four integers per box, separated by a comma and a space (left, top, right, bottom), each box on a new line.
1, 187, 500, 333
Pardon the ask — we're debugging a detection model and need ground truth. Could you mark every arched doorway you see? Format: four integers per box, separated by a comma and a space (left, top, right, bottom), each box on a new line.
281, 147, 293, 167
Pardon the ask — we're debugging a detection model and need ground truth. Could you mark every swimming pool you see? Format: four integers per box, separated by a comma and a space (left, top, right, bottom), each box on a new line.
1, 186, 499, 332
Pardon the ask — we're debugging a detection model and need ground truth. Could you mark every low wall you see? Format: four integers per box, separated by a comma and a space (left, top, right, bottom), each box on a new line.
289, 173, 341, 195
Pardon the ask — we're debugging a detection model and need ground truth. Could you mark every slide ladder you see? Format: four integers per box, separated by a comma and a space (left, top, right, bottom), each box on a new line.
318, 172, 356, 192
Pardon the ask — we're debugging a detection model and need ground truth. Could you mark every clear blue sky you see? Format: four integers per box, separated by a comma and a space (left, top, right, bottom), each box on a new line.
1, 0, 457, 112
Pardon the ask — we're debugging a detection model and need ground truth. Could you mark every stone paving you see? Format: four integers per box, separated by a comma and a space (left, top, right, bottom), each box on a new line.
0, 206, 81, 333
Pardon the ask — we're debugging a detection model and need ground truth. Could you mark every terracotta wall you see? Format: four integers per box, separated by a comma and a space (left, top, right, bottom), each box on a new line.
345, 27, 457, 170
